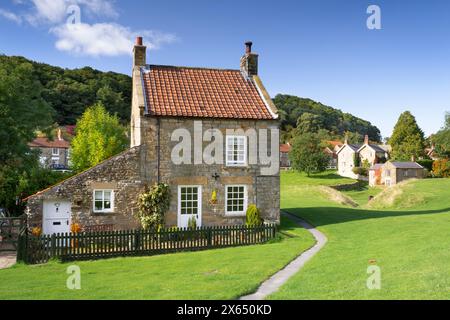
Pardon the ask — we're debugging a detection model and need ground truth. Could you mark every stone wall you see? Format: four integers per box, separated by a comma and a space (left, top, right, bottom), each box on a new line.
140, 116, 280, 226
26, 147, 144, 230
27, 116, 281, 230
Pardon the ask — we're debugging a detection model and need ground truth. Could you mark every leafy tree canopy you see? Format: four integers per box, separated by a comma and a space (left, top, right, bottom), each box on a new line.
71, 103, 129, 172
432, 112, 450, 158
289, 131, 330, 176
0, 56, 56, 213
0, 55, 132, 125
389, 111, 425, 161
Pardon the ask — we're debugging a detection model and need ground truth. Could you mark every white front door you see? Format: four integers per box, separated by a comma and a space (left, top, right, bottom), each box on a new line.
43, 200, 71, 235
178, 186, 202, 228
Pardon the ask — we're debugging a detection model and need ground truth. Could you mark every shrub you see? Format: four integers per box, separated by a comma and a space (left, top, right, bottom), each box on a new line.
136, 183, 171, 230
246, 204, 263, 226
352, 167, 368, 177
187, 216, 197, 229
417, 159, 434, 171
432, 159, 450, 178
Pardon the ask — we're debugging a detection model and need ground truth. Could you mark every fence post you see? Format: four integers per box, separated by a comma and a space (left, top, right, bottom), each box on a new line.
51, 233, 56, 259
207, 227, 212, 247
134, 230, 141, 253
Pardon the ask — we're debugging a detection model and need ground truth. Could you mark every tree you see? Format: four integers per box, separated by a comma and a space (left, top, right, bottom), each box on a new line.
71, 103, 129, 172
389, 111, 425, 161
290, 132, 330, 176
433, 112, 450, 158
296, 112, 323, 134
0, 58, 55, 213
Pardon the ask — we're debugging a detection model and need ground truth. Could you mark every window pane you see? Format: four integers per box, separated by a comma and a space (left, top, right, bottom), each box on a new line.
95, 201, 103, 211
104, 191, 111, 201
104, 201, 111, 209
94, 191, 103, 200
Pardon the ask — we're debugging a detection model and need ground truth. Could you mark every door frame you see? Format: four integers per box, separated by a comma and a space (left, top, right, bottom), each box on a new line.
177, 185, 202, 228
42, 199, 72, 235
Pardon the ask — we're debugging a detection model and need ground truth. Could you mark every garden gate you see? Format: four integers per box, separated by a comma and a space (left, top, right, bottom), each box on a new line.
0, 215, 26, 252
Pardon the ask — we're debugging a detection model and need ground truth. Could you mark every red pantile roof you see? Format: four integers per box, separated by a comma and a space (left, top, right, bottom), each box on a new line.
280, 144, 292, 153
327, 140, 343, 147
28, 137, 70, 149
141, 65, 275, 120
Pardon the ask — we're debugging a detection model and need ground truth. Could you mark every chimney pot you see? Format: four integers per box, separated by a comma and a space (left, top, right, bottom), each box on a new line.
136, 37, 143, 46
245, 41, 253, 54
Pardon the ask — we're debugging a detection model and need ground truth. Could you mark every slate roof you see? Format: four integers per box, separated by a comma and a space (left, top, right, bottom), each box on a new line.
141, 65, 276, 120
390, 162, 424, 169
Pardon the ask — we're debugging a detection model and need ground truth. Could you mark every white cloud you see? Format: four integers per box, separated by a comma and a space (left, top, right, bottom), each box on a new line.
0, 8, 23, 24
5, 0, 176, 57
51, 22, 176, 57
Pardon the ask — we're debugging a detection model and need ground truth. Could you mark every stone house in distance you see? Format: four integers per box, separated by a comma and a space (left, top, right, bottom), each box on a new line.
369, 162, 425, 186
25, 38, 280, 235
28, 129, 71, 171
337, 135, 389, 179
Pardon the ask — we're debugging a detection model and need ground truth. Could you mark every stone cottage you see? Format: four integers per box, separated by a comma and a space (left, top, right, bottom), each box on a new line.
28, 129, 71, 171
25, 38, 280, 235
369, 161, 425, 186
337, 135, 390, 179
336, 141, 361, 179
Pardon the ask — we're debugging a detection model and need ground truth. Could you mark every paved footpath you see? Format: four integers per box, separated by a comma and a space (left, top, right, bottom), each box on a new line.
240, 211, 327, 300
0, 252, 17, 270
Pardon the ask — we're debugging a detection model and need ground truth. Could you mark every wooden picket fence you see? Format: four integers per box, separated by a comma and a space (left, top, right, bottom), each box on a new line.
17, 224, 277, 264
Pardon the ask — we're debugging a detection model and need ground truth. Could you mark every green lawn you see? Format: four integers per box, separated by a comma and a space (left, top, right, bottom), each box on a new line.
281, 170, 355, 186
0, 217, 315, 300
270, 173, 450, 300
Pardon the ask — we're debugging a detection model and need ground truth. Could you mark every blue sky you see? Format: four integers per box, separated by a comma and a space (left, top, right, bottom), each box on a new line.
1, 0, 449, 138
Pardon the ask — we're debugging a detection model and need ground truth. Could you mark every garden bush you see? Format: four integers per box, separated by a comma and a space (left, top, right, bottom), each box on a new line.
246, 204, 263, 226
432, 159, 450, 178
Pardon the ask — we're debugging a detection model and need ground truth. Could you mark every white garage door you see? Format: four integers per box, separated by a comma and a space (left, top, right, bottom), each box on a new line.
43, 200, 71, 235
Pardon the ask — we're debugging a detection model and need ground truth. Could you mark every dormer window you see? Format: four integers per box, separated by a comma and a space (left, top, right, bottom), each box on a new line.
52, 148, 60, 156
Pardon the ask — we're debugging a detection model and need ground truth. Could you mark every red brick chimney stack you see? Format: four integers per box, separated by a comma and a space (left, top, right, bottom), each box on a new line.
364, 135, 369, 145
240, 41, 258, 77
133, 36, 146, 67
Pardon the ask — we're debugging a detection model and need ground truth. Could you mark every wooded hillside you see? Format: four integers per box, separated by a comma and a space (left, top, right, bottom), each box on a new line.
274, 94, 381, 143
0, 55, 132, 125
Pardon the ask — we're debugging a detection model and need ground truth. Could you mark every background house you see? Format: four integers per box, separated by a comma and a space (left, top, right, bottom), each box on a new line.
337, 135, 390, 179
280, 143, 292, 169
369, 162, 425, 186
324, 140, 343, 170
28, 129, 71, 171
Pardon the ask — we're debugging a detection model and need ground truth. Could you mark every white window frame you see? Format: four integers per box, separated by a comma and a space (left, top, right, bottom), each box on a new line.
225, 185, 248, 216
226, 135, 247, 167
52, 148, 60, 156
93, 189, 114, 213
178, 185, 202, 217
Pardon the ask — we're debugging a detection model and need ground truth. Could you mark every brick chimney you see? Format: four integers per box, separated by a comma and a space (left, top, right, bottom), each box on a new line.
411, 155, 416, 162
240, 41, 258, 78
364, 135, 369, 145
133, 36, 146, 67
57, 129, 63, 141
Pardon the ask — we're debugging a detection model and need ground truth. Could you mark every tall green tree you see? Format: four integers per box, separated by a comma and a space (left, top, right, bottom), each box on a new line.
0, 58, 55, 213
71, 103, 129, 172
389, 111, 425, 161
290, 132, 330, 176
433, 112, 450, 158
